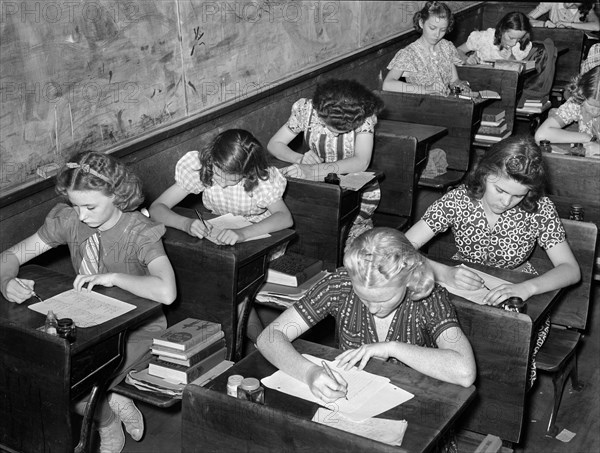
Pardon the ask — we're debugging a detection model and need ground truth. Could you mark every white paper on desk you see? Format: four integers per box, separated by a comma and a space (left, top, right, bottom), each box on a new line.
205, 213, 270, 243
261, 354, 413, 421
28, 289, 136, 327
312, 408, 407, 446
438, 264, 510, 305
339, 172, 376, 191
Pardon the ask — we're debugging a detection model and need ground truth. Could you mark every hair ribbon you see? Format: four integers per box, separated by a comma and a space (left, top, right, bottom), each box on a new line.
66, 162, 111, 183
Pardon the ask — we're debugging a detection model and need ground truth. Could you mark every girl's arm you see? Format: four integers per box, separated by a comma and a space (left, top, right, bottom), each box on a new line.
257, 307, 348, 402
449, 64, 472, 93
0, 233, 53, 303
336, 326, 476, 387
483, 240, 580, 305
559, 19, 600, 31
149, 184, 210, 238
73, 255, 177, 305
527, 3, 551, 27
382, 68, 448, 95
267, 125, 305, 164
535, 116, 593, 144
457, 42, 479, 64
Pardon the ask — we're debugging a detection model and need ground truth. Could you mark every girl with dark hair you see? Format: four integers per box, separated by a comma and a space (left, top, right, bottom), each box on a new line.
535, 65, 600, 152
528, 2, 599, 31
268, 79, 384, 245
0, 150, 177, 452
150, 129, 292, 245
383, 1, 471, 95
457, 11, 533, 64
406, 138, 580, 386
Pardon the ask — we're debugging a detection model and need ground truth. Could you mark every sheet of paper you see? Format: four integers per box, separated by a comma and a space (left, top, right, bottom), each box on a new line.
437, 264, 510, 305
312, 408, 407, 446
261, 354, 413, 421
28, 289, 136, 327
339, 172, 376, 191
205, 213, 270, 244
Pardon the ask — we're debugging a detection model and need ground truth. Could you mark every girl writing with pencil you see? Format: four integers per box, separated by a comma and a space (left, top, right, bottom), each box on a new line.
0, 151, 177, 452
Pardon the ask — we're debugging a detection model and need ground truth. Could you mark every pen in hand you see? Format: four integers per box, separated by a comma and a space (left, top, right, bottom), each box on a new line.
14, 278, 43, 303
482, 282, 491, 291
321, 360, 348, 400
194, 209, 212, 233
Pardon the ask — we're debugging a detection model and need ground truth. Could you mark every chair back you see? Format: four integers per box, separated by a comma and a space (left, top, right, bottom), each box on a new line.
0, 321, 73, 453
529, 219, 598, 330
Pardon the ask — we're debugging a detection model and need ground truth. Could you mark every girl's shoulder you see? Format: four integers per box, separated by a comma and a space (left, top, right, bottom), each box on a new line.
177, 150, 201, 169
121, 211, 167, 240
291, 98, 312, 112
46, 202, 78, 223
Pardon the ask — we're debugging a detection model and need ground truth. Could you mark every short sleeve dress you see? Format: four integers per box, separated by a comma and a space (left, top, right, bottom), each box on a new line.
466, 28, 532, 62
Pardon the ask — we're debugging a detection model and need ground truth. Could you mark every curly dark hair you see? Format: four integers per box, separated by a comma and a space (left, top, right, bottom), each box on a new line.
312, 79, 384, 132
55, 151, 144, 212
577, 1, 594, 21
465, 137, 546, 213
494, 11, 532, 51
413, 1, 454, 33
199, 129, 269, 193
568, 65, 600, 105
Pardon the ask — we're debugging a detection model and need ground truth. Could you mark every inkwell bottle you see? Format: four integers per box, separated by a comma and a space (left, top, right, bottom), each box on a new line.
503, 297, 527, 314
237, 377, 265, 404
569, 204, 584, 221
539, 140, 552, 153
324, 173, 340, 185
57, 318, 77, 342
45, 310, 58, 335
227, 374, 244, 397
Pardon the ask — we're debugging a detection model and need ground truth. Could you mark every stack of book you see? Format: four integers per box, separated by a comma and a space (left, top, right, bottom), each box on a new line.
149, 318, 228, 384
517, 98, 551, 114
257, 269, 329, 309
475, 108, 511, 143
266, 252, 324, 287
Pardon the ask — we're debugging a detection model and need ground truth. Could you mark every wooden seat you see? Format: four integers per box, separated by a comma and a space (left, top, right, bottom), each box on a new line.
532, 219, 598, 437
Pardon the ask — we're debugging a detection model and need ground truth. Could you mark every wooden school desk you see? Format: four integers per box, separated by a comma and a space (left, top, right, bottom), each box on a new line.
435, 259, 562, 444
161, 209, 295, 361
0, 265, 162, 453
181, 339, 476, 453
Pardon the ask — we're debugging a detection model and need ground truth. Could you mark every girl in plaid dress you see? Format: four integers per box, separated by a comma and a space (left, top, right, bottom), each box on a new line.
268, 79, 384, 247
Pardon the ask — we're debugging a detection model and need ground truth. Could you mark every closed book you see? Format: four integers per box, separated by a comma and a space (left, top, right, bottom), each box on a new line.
156, 338, 226, 367
475, 130, 512, 142
266, 252, 323, 287
481, 108, 505, 123
151, 330, 225, 359
148, 346, 227, 384
517, 100, 551, 114
477, 120, 507, 135
153, 318, 223, 351
189, 360, 235, 387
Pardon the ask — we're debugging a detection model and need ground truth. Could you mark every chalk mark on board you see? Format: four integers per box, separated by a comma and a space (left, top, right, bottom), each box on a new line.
190, 27, 205, 56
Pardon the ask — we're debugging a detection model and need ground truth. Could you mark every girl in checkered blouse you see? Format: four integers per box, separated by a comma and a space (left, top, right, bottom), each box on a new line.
150, 129, 293, 245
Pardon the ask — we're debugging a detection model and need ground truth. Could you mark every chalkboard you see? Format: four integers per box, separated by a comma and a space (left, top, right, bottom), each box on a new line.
0, 0, 474, 195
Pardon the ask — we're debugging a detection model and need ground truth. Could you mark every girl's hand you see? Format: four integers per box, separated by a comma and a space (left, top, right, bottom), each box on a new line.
426, 82, 450, 96
545, 20, 556, 28
187, 219, 213, 239
281, 164, 312, 180
335, 342, 393, 371
446, 266, 487, 291
466, 53, 480, 65
213, 228, 244, 246
306, 364, 348, 403
300, 151, 323, 165
584, 141, 600, 158
3, 278, 35, 304
481, 282, 533, 306
74, 273, 116, 292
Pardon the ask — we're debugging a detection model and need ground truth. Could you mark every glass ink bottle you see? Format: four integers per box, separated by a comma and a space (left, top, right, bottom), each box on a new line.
502, 297, 527, 314
237, 377, 265, 404
539, 140, 552, 153
45, 310, 58, 336
324, 173, 340, 185
227, 374, 244, 397
569, 204, 584, 221
57, 318, 77, 342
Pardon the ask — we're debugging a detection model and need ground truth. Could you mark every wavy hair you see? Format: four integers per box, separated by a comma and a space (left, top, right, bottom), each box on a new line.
312, 79, 384, 132
344, 228, 435, 301
55, 151, 144, 211
199, 129, 269, 192
465, 137, 546, 213
576, 1, 594, 21
413, 1, 454, 33
568, 65, 600, 105
494, 11, 532, 51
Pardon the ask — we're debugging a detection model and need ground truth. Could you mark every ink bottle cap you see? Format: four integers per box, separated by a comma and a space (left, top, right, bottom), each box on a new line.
227, 374, 244, 397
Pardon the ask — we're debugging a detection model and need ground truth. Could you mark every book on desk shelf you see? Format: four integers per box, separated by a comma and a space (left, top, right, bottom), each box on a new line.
256, 270, 330, 308
266, 252, 324, 287
153, 318, 223, 351
151, 330, 225, 360
491, 59, 535, 72
481, 107, 505, 124
475, 129, 512, 143
154, 338, 227, 367
477, 119, 507, 135
148, 346, 227, 384
458, 90, 501, 101
517, 99, 551, 114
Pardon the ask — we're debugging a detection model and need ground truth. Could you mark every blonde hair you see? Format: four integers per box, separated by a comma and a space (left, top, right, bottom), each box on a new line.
343, 228, 435, 301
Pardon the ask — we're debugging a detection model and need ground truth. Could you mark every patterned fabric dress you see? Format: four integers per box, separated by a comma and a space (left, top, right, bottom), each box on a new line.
421, 185, 566, 386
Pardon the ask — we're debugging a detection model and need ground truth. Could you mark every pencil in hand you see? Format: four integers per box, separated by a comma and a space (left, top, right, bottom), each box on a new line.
321, 360, 348, 400
194, 209, 212, 235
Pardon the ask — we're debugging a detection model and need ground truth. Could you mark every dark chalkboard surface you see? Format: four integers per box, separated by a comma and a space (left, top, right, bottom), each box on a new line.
0, 1, 473, 195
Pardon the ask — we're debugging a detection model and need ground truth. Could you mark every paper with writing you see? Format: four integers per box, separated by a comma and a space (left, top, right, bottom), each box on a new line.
204, 213, 270, 244
28, 289, 136, 327
438, 264, 510, 305
261, 354, 414, 421
339, 172, 376, 191
312, 408, 407, 446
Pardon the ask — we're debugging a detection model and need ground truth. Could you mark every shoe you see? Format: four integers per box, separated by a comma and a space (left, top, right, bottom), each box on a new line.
98, 412, 125, 453
108, 393, 144, 441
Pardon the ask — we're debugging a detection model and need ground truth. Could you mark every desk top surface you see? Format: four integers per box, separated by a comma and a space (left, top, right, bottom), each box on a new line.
201, 339, 475, 453
377, 119, 447, 144
0, 265, 162, 354
439, 259, 561, 328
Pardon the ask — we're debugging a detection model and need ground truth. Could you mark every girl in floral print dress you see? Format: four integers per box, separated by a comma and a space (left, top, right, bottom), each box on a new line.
406, 137, 580, 386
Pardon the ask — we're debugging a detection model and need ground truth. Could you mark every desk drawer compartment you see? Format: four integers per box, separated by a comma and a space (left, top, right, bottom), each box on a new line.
237, 256, 266, 294
71, 335, 121, 397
